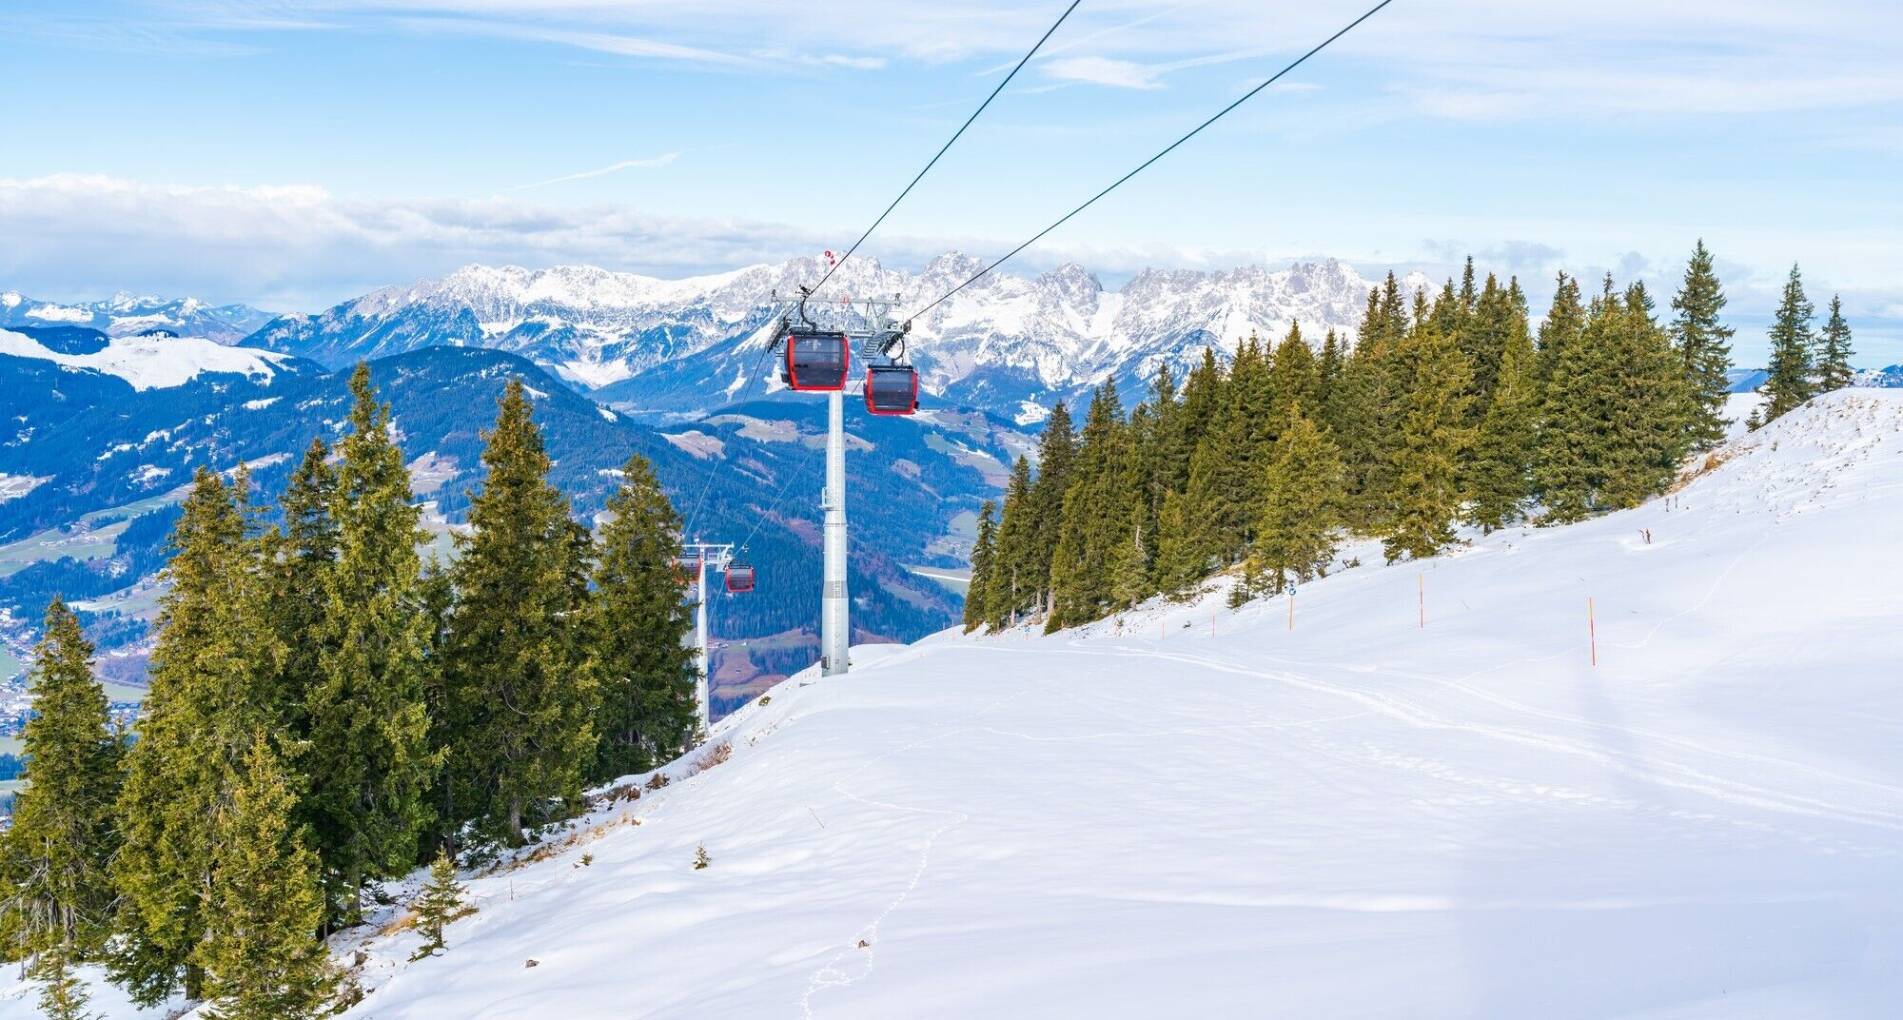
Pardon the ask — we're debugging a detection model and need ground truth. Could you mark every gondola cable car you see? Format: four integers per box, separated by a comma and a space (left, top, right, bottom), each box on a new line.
724, 561, 756, 594
778, 287, 850, 393
863, 329, 920, 417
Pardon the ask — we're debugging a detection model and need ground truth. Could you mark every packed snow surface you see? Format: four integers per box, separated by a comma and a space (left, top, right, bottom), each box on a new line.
0, 328, 290, 390
9, 391, 1902, 1019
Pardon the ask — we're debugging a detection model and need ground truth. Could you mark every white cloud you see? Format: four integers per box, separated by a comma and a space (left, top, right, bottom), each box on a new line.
26, 2, 1903, 117
0, 174, 833, 310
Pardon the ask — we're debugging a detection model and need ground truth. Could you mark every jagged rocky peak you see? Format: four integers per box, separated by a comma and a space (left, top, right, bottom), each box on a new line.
1036, 263, 1103, 308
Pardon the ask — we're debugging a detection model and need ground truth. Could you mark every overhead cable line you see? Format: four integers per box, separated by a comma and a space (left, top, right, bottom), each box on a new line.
738, 447, 820, 553
809, 0, 1083, 296
684, 2, 1081, 538
905, 0, 1397, 325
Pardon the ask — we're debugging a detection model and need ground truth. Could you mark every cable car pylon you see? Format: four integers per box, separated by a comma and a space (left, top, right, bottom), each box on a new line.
765, 292, 908, 677
680, 541, 747, 731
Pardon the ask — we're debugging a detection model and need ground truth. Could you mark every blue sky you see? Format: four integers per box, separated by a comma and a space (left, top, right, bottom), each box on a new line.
3, 0, 1900, 363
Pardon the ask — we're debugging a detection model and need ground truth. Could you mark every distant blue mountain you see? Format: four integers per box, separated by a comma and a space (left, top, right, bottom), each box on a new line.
0, 290, 274, 344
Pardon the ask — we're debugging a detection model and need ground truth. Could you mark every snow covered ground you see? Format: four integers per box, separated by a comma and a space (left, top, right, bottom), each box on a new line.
8, 390, 1903, 1018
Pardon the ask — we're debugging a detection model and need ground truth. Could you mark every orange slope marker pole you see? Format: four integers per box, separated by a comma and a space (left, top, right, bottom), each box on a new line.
1589, 596, 1598, 667
1287, 592, 1295, 631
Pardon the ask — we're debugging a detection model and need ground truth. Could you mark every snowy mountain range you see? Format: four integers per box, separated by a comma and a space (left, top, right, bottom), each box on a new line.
245, 255, 1425, 423
0, 291, 274, 345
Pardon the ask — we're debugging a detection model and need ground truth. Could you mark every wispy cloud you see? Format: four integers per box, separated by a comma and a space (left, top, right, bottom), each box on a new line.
402, 18, 757, 68
512, 153, 681, 191
1042, 56, 1168, 91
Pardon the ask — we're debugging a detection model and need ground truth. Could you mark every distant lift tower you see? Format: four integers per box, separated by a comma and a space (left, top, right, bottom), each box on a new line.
680, 541, 737, 731
772, 290, 910, 677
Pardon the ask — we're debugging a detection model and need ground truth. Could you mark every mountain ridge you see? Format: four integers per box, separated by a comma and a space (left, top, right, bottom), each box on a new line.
243, 255, 1431, 422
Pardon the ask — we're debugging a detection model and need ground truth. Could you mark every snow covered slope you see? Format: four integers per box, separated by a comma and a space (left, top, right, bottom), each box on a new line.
0, 327, 293, 390
247, 257, 1422, 421
13, 391, 1903, 1019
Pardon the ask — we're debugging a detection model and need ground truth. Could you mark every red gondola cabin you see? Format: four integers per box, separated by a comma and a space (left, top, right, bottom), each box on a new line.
724, 563, 756, 594
781, 331, 850, 392
864, 364, 919, 416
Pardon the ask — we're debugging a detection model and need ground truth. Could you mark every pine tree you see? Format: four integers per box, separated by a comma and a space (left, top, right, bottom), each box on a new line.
408, 847, 475, 961
1460, 273, 1529, 420
1459, 256, 1480, 319
586, 454, 699, 782
194, 734, 336, 1020
964, 501, 997, 633
305, 364, 437, 925
1247, 404, 1343, 595
1025, 402, 1076, 615
1175, 348, 1225, 467
0, 599, 123, 962
1601, 282, 1693, 508
111, 469, 282, 1004
982, 458, 1035, 628
1151, 488, 1204, 600
1184, 338, 1268, 563
1315, 329, 1345, 420
1763, 263, 1816, 423
1048, 382, 1130, 631
1817, 295, 1855, 392
1382, 302, 1473, 562
1109, 496, 1153, 611
1266, 323, 1318, 434
1463, 317, 1538, 532
29, 941, 97, 1020
1536, 276, 1690, 521
259, 439, 336, 733
1534, 272, 1586, 387
443, 380, 597, 845
1668, 240, 1736, 449
1335, 278, 1410, 528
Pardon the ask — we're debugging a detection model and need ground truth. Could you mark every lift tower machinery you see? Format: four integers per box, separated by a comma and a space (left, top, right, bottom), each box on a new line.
679, 541, 749, 731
